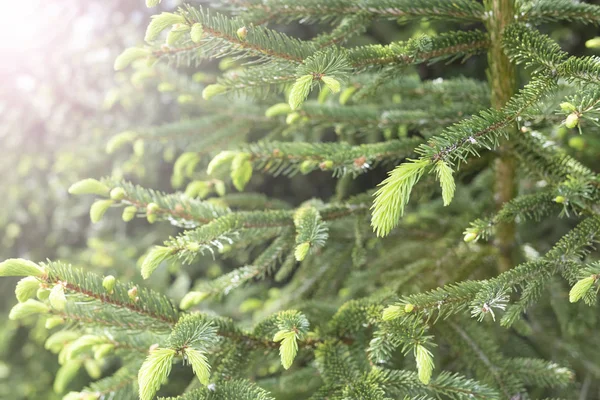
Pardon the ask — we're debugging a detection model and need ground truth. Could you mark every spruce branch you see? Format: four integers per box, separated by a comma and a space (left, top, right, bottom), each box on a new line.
181, 232, 293, 307
242, 138, 423, 178
445, 320, 522, 397
504, 24, 600, 86
416, 77, 557, 164
518, 0, 600, 25
99, 178, 231, 228
348, 30, 490, 70
70, 363, 141, 400
43, 260, 179, 328
384, 216, 600, 323
148, 200, 369, 268
159, 379, 275, 400
311, 15, 372, 48
238, 0, 485, 23
179, 4, 317, 63
372, 367, 500, 399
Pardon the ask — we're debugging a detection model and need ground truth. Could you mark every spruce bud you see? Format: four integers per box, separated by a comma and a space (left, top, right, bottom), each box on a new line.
9, 299, 49, 320
49, 284, 67, 311
166, 29, 186, 46
565, 113, 579, 129
568, 136, 585, 151
186, 242, 201, 253
294, 242, 310, 261
265, 103, 292, 118
382, 305, 401, 321
554, 196, 566, 204
560, 102, 576, 112
45, 316, 65, 329
94, 344, 115, 360
128, 286, 138, 301
179, 291, 209, 310
114, 47, 151, 71
569, 275, 597, 303
157, 82, 175, 92
0, 258, 45, 277
122, 206, 138, 222
463, 232, 478, 243
110, 187, 126, 201
214, 180, 226, 196
15, 276, 40, 302
230, 153, 253, 191
319, 160, 334, 170
191, 23, 204, 43
585, 37, 600, 48
202, 84, 227, 100
145, 12, 186, 43
37, 287, 51, 300
146, 202, 160, 215
404, 303, 415, 313
286, 112, 301, 125
102, 275, 116, 293
321, 76, 341, 94
134, 139, 145, 157
299, 160, 317, 174
68, 179, 110, 197
90, 199, 114, 223
236, 26, 248, 41
106, 131, 137, 154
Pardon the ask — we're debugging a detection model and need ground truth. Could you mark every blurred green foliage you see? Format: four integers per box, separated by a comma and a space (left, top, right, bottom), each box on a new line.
1, 1, 600, 398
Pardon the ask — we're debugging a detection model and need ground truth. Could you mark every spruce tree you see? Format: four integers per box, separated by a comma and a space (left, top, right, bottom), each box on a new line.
3, 0, 600, 398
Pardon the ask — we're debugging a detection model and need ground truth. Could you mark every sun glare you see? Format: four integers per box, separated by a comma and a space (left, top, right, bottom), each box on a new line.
0, 0, 56, 52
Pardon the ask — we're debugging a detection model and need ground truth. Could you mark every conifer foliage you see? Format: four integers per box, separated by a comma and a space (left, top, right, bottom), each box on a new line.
4, 0, 600, 398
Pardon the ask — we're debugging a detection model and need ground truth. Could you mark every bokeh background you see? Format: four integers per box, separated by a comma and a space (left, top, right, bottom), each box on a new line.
0, 0, 599, 398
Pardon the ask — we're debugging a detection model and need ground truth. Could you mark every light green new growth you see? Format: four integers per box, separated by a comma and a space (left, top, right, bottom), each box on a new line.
371, 158, 430, 237
3, 0, 600, 398
138, 348, 176, 400
434, 160, 455, 206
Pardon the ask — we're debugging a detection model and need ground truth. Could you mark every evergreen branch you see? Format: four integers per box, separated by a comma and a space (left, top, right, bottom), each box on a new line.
371, 158, 430, 237
559, 55, 600, 86
506, 358, 573, 389
491, 216, 600, 325
373, 367, 500, 400
502, 24, 568, 73
159, 379, 275, 400
238, 0, 485, 23
295, 102, 473, 133
43, 260, 179, 327
348, 30, 490, 69
351, 75, 490, 105
214, 193, 292, 210
101, 178, 231, 228
445, 320, 521, 397
244, 138, 423, 177
311, 15, 371, 48
54, 303, 169, 331
518, 0, 600, 25
385, 216, 600, 322
415, 77, 557, 164
214, 62, 297, 97
504, 24, 600, 86
184, 232, 293, 304
77, 363, 141, 400
111, 117, 255, 153
511, 132, 596, 184
465, 191, 559, 241
179, 5, 317, 63
159, 200, 368, 264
